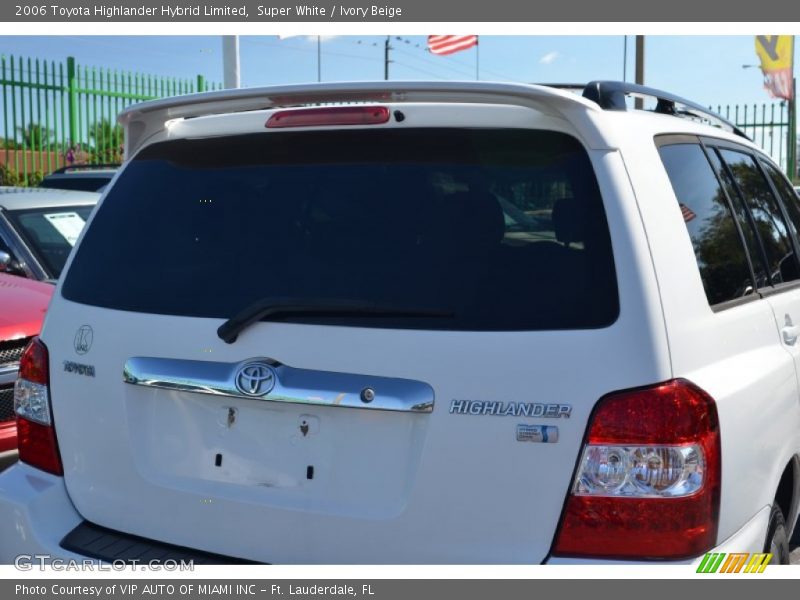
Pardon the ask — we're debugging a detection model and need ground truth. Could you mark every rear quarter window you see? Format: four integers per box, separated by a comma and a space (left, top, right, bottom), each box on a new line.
62, 128, 619, 331
718, 148, 800, 286
657, 142, 755, 306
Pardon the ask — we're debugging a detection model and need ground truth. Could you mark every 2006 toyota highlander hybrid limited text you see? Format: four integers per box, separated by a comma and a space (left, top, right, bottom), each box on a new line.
1, 81, 799, 565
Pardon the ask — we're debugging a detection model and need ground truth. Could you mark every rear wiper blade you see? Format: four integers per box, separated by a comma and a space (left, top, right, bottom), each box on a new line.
217, 297, 454, 343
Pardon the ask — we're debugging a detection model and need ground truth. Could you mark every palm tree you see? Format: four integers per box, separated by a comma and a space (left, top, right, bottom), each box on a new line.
16, 123, 53, 149
87, 119, 124, 163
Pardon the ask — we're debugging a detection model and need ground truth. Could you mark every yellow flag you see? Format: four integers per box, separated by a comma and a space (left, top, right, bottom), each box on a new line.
755, 36, 794, 100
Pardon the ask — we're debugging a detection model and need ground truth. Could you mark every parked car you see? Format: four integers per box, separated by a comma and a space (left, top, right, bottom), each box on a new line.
2, 81, 800, 565
39, 164, 118, 193
0, 187, 99, 282
0, 273, 53, 471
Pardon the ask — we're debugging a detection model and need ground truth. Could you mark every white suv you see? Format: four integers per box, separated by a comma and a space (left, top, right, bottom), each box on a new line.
2, 81, 799, 565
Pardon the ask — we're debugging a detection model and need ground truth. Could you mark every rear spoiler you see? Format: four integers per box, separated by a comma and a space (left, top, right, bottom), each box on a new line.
117, 81, 611, 157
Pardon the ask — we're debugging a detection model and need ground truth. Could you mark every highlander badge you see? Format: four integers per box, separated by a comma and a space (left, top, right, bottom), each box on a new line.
449, 399, 571, 418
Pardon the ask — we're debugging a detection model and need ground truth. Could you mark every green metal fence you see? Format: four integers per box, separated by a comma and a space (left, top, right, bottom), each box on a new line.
0, 55, 221, 185
713, 103, 795, 179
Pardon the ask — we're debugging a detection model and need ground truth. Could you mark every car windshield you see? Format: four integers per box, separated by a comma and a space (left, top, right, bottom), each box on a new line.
62, 128, 619, 331
6, 205, 95, 278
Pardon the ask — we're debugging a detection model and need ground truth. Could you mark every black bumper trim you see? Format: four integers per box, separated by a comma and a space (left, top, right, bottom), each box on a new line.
60, 521, 261, 565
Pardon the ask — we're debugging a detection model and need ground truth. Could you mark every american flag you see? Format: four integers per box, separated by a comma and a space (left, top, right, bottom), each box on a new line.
427, 35, 479, 56
679, 203, 697, 223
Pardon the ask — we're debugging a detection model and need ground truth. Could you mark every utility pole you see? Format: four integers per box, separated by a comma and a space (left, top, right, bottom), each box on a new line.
222, 35, 240, 89
791, 36, 797, 181
384, 36, 391, 80
623, 36, 627, 82
317, 36, 322, 82
635, 35, 645, 109
789, 75, 797, 181
476, 40, 480, 81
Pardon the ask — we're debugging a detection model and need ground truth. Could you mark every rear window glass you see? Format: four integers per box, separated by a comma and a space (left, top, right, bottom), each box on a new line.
62, 128, 618, 331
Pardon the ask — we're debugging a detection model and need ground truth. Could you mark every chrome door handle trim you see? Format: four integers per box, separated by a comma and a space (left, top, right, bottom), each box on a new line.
782, 326, 798, 346
123, 356, 434, 413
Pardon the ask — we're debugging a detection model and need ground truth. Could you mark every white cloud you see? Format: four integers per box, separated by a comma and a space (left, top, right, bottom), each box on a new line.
539, 51, 560, 65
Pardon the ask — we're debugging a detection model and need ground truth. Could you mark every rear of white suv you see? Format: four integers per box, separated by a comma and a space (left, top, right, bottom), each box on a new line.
1, 81, 797, 565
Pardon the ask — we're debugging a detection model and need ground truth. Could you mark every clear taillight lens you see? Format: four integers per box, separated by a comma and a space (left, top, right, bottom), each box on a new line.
14, 378, 51, 426
574, 444, 704, 498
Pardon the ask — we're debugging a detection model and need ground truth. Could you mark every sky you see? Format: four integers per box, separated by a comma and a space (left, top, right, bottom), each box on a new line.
0, 35, 785, 109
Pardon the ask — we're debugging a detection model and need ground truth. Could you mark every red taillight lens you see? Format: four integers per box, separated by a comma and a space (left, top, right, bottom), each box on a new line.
19, 336, 49, 385
14, 337, 63, 476
266, 106, 390, 128
552, 379, 720, 560
16, 418, 62, 476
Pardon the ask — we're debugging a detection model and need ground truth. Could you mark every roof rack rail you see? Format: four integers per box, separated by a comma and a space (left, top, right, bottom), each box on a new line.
535, 83, 586, 91
50, 163, 120, 174
581, 81, 750, 140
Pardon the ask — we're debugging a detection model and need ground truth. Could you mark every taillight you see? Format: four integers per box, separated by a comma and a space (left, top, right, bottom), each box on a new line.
552, 379, 720, 560
14, 337, 63, 475
266, 106, 390, 128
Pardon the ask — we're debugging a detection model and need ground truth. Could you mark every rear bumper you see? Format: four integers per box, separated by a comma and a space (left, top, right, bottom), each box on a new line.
0, 462, 772, 566
0, 463, 247, 566
0, 463, 85, 565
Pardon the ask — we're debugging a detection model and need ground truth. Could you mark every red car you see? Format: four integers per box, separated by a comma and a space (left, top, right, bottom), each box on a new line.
0, 273, 52, 468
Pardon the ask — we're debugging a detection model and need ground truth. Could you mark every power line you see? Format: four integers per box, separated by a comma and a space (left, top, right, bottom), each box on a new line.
392, 36, 517, 82
391, 61, 454, 79
429, 51, 516, 82
248, 38, 382, 64
74, 38, 203, 62
251, 36, 526, 84
390, 46, 476, 79
340, 36, 475, 80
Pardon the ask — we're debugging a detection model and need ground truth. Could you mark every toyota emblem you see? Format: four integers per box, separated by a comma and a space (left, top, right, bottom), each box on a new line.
234, 362, 276, 397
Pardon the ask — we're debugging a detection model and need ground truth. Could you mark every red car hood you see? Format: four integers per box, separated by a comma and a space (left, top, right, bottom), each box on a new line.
0, 273, 53, 341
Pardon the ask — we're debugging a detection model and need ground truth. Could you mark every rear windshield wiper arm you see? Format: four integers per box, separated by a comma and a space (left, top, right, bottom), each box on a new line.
218, 297, 454, 343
